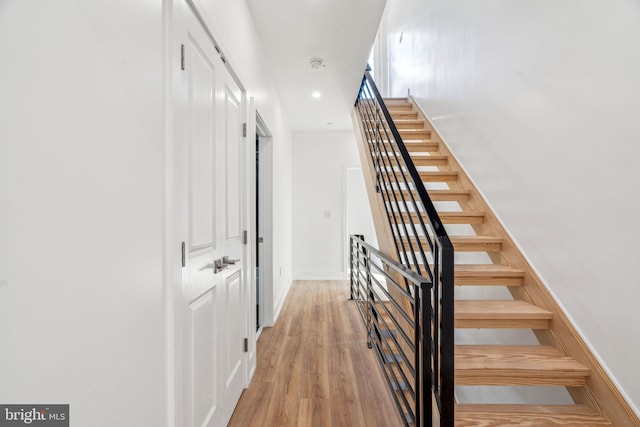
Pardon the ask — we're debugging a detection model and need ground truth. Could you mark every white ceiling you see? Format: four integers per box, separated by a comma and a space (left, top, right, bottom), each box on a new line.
247, 0, 387, 131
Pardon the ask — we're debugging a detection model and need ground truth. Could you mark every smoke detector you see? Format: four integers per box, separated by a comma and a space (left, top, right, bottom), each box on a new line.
309, 57, 325, 69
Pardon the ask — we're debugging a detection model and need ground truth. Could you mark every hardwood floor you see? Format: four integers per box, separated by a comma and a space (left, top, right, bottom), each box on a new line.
228, 280, 403, 427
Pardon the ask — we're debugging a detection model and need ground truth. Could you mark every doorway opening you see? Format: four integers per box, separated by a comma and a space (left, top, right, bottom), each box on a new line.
255, 113, 272, 332
255, 133, 260, 330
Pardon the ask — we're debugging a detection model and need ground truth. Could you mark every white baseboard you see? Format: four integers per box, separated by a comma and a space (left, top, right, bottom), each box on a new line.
272, 276, 293, 324
293, 272, 348, 280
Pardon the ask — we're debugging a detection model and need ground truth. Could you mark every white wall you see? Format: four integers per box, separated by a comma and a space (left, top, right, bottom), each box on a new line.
0, 1, 165, 426
381, 0, 640, 414
346, 168, 379, 250
293, 130, 369, 279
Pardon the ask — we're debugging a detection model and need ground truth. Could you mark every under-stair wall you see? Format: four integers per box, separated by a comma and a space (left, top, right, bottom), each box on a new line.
377, 0, 640, 419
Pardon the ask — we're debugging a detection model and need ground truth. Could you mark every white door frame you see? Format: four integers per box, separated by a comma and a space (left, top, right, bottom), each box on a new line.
255, 112, 274, 329
243, 104, 274, 380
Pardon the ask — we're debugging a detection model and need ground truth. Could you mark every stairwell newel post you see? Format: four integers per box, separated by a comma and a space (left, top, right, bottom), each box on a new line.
420, 279, 433, 427
432, 244, 441, 405
439, 241, 455, 427
349, 237, 354, 300
364, 240, 373, 349
413, 281, 422, 427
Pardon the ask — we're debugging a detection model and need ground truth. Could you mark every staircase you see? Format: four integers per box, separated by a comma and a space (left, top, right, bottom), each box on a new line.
353, 91, 640, 426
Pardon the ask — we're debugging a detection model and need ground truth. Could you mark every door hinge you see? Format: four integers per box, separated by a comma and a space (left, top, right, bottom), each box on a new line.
181, 241, 186, 267
243, 338, 249, 353
242, 123, 247, 137
243, 230, 248, 245
180, 44, 185, 70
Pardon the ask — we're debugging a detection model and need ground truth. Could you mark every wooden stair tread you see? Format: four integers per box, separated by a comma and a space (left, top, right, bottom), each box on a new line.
391, 119, 425, 129
405, 263, 524, 286
401, 142, 439, 152
390, 112, 418, 120
393, 170, 458, 182
401, 236, 502, 252
390, 189, 471, 201
455, 345, 590, 386
386, 105, 414, 112
454, 264, 525, 286
381, 141, 439, 152
392, 210, 484, 225
395, 210, 484, 224
450, 236, 502, 252
456, 300, 552, 318
387, 155, 448, 166
429, 189, 470, 201
362, 118, 423, 130
455, 404, 612, 426
398, 129, 431, 138
385, 99, 413, 106
455, 300, 552, 329
411, 155, 448, 166
419, 170, 457, 182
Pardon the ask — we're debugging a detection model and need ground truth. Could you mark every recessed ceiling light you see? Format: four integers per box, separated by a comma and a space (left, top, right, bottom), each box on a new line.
312, 91, 321, 99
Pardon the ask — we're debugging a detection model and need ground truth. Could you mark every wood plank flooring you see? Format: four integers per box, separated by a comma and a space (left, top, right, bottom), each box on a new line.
228, 280, 402, 427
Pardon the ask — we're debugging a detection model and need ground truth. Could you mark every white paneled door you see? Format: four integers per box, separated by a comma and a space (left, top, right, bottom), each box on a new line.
218, 74, 246, 424
173, 1, 247, 426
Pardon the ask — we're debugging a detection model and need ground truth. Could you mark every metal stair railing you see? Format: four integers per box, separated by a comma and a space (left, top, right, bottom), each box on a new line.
350, 68, 454, 426
350, 235, 431, 426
